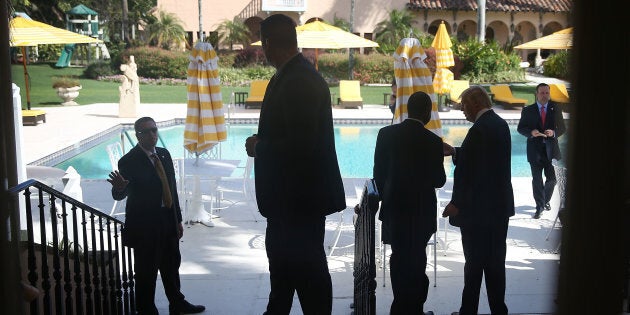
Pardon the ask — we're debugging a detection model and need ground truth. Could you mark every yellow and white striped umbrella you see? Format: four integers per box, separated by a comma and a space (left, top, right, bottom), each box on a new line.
9, 16, 103, 46
184, 42, 226, 155
393, 38, 442, 137
431, 21, 455, 98
433, 68, 454, 94
431, 21, 455, 69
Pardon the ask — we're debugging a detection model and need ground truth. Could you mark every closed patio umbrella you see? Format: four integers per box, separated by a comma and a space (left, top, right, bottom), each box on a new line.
431, 21, 455, 112
9, 16, 103, 109
184, 42, 226, 157
393, 38, 442, 137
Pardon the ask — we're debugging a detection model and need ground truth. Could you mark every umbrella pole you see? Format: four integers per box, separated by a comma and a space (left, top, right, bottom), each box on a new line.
315, 48, 319, 71
21, 47, 31, 110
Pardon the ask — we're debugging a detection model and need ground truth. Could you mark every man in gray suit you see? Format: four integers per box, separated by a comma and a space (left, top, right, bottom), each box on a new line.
374, 91, 445, 315
245, 14, 346, 314
443, 86, 515, 315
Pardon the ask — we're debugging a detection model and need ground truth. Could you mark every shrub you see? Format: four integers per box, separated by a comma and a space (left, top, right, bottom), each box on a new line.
119, 46, 189, 79
318, 52, 394, 84
219, 66, 274, 86
84, 61, 117, 79
233, 47, 267, 67
217, 50, 238, 68
543, 50, 570, 80
36, 44, 63, 62
453, 39, 525, 83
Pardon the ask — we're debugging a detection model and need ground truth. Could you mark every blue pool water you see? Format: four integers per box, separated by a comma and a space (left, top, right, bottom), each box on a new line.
55, 124, 567, 179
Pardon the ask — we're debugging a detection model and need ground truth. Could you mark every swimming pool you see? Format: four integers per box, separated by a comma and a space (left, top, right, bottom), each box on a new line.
55, 124, 568, 179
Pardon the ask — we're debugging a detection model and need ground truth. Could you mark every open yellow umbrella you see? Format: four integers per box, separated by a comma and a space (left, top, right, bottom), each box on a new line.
514, 27, 573, 50
184, 42, 227, 156
10, 16, 102, 46
253, 20, 379, 69
9, 16, 103, 109
431, 21, 455, 112
393, 38, 442, 137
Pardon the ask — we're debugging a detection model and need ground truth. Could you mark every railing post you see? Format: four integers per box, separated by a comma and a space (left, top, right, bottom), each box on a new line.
353, 179, 379, 314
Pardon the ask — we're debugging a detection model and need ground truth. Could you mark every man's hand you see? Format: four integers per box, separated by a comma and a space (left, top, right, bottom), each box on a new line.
107, 170, 129, 192
442, 202, 459, 217
543, 129, 555, 137
177, 222, 184, 239
531, 129, 547, 138
245, 134, 259, 157
443, 142, 455, 156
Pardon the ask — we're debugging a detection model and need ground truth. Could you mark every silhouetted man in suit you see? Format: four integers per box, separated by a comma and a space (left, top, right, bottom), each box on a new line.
443, 86, 515, 315
517, 83, 566, 219
374, 91, 445, 315
245, 14, 346, 314
108, 117, 204, 315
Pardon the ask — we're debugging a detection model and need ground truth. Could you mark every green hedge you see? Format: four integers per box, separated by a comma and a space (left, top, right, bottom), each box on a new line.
86, 42, 533, 86
543, 50, 570, 80
119, 46, 189, 79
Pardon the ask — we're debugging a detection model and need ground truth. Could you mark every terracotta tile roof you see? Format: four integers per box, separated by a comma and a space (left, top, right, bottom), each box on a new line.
407, 0, 572, 13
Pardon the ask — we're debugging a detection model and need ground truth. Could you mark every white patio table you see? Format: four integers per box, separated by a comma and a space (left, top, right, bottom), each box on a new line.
183, 158, 240, 226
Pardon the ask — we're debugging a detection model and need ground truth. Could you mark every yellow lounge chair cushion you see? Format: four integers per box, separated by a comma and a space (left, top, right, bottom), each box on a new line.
22, 110, 46, 125
490, 84, 528, 105
245, 80, 269, 103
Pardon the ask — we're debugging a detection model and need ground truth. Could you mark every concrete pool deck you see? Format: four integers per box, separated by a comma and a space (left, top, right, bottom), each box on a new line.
16, 99, 567, 314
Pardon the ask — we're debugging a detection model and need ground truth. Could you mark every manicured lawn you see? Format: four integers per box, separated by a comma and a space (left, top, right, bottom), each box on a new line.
11, 63, 535, 108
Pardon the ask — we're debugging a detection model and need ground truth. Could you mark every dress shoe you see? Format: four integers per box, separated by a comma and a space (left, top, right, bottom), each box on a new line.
424, 311, 434, 315
545, 203, 551, 211
451, 312, 459, 315
169, 300, 205, 314
533, 210, 542, 219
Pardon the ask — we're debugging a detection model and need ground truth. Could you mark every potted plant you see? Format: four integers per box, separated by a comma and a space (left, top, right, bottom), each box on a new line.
52, 76, 82, 105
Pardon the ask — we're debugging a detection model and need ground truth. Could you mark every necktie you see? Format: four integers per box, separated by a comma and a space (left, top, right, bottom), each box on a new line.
541, 106, 546, 126
151, 153, 173, 208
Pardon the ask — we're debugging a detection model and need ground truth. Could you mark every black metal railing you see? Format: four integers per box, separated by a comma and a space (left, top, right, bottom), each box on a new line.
9, 179, 135, 315
352, 179, 380, 315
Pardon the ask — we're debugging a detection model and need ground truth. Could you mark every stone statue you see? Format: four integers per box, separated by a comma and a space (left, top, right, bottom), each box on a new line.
118, 55, 140, 118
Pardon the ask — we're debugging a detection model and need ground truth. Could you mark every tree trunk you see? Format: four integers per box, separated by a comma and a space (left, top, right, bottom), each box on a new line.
121, 0, 129, 43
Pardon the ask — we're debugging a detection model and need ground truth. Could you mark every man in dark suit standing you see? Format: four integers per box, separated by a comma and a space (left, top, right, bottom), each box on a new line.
245, 14, 346, 314
373, 91, 445, 315
517, 83, 566, 219
108, 117, 204, 315
442, 86, 515, 315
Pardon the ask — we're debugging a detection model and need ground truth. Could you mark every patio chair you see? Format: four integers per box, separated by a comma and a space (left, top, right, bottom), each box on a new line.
327, 181, 362, 257
489, 84, 528, 109
244, 80, 269, 109
106, 142, 126, 217
446, 80, 469, 110
337, 80, 363, 109
546, 162, 567, 253
215, 156, 259, 221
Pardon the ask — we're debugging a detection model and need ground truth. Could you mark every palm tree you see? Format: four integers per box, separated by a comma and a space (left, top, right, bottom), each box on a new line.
146, 10, 186, 49
374, 9, 419, 54
216, 19, 251, 50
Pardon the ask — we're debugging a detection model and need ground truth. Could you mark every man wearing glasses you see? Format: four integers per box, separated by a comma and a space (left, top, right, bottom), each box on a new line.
108, 117, 204, 314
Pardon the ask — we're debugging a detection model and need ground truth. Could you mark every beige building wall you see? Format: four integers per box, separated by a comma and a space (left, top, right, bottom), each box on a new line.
156, 0, 569, 60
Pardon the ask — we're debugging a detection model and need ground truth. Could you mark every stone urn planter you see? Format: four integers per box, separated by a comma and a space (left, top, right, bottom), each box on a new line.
52, 77, 82, 106
55, 86, 82, 106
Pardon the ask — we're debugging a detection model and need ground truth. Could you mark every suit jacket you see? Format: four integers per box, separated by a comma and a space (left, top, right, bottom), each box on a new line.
254, 53, 346, 219
517, 102, 567, 162
112, 145, 182, 247
373, 119, 446, 235
450, 110, 515, 227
